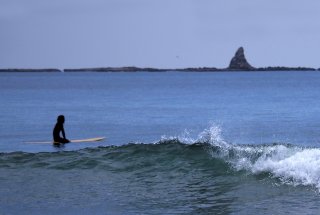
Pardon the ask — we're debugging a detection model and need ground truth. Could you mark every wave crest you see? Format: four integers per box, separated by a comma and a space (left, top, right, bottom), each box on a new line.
161, 124, 320, 189
1, 125, 320, 190
207, 126, 320, 189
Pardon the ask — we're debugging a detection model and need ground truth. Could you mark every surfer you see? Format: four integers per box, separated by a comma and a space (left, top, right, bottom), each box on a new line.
53, 115, 70, 144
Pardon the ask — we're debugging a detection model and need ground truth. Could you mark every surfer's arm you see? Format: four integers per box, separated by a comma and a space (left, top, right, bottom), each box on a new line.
62, 127, 66, 139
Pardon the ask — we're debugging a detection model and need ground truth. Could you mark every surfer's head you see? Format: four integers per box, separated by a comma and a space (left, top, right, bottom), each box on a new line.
57, 115, 65, 124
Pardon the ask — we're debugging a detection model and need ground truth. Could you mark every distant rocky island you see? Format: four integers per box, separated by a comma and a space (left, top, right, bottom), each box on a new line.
227, 47, 316, 71
1, 47, 319, 72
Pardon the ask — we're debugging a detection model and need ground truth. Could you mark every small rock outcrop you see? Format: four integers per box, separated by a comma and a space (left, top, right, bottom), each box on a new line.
228, 47, 255, 70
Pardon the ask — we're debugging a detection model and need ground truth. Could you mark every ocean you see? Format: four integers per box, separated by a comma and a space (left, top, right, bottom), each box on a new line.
1, 71, 320, 214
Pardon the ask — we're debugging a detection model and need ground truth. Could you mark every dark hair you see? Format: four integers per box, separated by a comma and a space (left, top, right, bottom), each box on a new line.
57, 115, 65, 123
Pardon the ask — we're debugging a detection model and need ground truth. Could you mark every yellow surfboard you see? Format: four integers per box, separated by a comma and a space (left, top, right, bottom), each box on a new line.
26, 137, 105, 144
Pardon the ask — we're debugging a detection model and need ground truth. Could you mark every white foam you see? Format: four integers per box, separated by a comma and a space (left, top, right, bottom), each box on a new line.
159, 130, 196, 144
250, 147, 320, 188
198, 125, 229, 147
162, 124, 320, 189
203, 126, 320, 189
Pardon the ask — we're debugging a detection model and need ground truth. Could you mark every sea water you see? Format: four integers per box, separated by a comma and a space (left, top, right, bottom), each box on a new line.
1, 71, 320, 214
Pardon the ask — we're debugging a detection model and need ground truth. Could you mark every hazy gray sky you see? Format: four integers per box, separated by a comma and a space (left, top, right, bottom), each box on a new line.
1, 0, 320, 69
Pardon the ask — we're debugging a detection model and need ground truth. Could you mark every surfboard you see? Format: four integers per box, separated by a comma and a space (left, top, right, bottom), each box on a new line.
26, 137, 105, 144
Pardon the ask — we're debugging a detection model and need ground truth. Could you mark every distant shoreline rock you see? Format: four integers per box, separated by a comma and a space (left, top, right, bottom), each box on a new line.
0, 69, 61, 73
1, 48, 319, 72
63, 66, 221, 72
256, 66, 316, 71
64, 67, 165, 72
226, 47, 316, 71
228, 47, 255, 70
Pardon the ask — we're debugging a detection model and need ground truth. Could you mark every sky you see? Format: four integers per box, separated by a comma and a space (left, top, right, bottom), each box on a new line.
1, 0, 320, 69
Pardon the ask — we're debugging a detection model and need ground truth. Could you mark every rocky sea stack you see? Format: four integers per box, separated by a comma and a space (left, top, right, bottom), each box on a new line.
228, 47, 255, 70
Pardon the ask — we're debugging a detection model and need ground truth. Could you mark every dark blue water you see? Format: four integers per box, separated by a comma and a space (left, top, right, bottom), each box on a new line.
1, 71, 320, 214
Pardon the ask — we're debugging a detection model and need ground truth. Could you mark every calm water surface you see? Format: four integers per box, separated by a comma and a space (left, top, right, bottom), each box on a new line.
1, 71, 320, 152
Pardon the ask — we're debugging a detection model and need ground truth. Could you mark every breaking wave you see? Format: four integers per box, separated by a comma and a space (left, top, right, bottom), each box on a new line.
1, 125, 320, 190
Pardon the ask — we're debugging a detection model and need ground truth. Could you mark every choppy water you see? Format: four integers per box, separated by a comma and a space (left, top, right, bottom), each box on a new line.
1, 71, 320, 214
